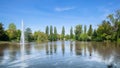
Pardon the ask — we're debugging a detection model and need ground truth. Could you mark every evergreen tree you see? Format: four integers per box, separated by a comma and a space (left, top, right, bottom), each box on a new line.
54, 26, 57, 41
87, 24, 93, 40
70, 26, 73, 39
45, 26, 49, 36
87, 24, 93, 36
84, 25, 87, 34
0, 23, 9, 41
92, 29, 97, 41
49, 25, 53, 41
61, 26, 65, 40
0, 23, 4, 40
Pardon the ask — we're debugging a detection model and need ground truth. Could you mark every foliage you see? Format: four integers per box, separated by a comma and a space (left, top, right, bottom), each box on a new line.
57, 34, 61, 40
25, 28, 33, 42
84, 25, 87, 34
87, 24, 93, 40
70, 26, 74, 39
117, 38, 120, 43
97, 20, 112, 41
34, 31, 47, 42
53, 26, 57, 41
49, 25, 53, 41
79, 33, 88, 41
0, 23, 9, 41
74, 25, 82, 40
45, 26, 49, 39
6, 23, 17, 41
61, 26, 65, 40
16, 29, 21, 42
65, 34, 70, 40
107, 9, 120, 41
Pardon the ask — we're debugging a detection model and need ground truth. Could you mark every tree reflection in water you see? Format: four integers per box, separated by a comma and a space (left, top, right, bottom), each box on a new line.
0, 41, 120, 68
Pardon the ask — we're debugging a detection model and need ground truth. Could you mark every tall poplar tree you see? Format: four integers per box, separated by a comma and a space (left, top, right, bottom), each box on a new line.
87, 24, 93, 36
54, 26, 57, 41
49, 25, 53, 41
61, 26, 65, 40
70, 26, 73, 39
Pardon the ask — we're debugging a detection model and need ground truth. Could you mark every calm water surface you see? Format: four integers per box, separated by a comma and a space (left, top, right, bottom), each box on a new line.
0, 41, 120, 68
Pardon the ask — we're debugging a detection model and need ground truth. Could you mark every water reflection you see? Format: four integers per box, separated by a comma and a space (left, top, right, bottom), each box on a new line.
61, 41, 65, 56
0, 41, 120, 68
70, 41, 73, 55
45, 43, 49, 55
45, 42, 57, 55
75, 41, 82, 55
54, 42, 57, 54
50, 42, 53, 55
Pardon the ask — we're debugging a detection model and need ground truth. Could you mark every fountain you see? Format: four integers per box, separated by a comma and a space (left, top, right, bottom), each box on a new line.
20, 20, 27, 67
7, 21, 26, 67
20, 20, 25, 61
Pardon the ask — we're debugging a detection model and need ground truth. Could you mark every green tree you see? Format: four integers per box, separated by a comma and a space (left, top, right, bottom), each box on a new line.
97, 20, 112, 41
49, 25, 53, 41
9, 23, 16, 30
61, 26, 65, 40
74, 25, 82, 40
45, 26, 49, 37
57, 34, 61, 40
92, 29, 98, 41
79, 25, 88, 41
84, 25, 87, 34
79, 33, 88, 41
115, 10, 120, 41
87, 24, 93, 36
70, 26, 73, 39
107, 10, 120, 41
53, 26, 57, 41
87, 24, 93, 40
16, 29, 21, 41
65, 34, 70, 40
0, 23, 5, 41
25, 28, 33, 42
0, 23, 9, 41
6, 23, 17, 41
34, 31, 47, 42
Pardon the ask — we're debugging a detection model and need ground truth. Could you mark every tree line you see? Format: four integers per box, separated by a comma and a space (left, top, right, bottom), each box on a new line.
0, 9, 120, 42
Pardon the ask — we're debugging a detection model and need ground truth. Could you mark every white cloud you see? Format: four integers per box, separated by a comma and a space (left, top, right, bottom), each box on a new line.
54, 7, 74, 12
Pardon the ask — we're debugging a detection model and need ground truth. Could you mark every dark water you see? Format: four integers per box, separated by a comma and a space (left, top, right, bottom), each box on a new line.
0, 41, 120, 68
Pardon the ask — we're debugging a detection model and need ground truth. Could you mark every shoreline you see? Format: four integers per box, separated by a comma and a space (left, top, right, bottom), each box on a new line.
0, 41, 19, 45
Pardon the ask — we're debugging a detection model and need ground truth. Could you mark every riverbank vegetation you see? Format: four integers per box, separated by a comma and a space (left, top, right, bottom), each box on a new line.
0, 9, 120, 42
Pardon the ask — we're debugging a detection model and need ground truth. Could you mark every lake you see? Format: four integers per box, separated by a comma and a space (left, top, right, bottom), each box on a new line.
0, 41, 120, 68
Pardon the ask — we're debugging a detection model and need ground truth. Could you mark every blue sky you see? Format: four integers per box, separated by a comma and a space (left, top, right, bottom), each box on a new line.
0, 0, 120, 34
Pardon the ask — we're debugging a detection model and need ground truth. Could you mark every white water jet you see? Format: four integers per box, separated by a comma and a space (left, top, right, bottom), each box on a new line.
20, 20, 28, 67
20, 20, 25, 61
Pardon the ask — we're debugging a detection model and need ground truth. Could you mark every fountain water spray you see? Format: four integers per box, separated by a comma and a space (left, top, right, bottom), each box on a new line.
20, 20, 28, 68
20, 20, 25, 61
